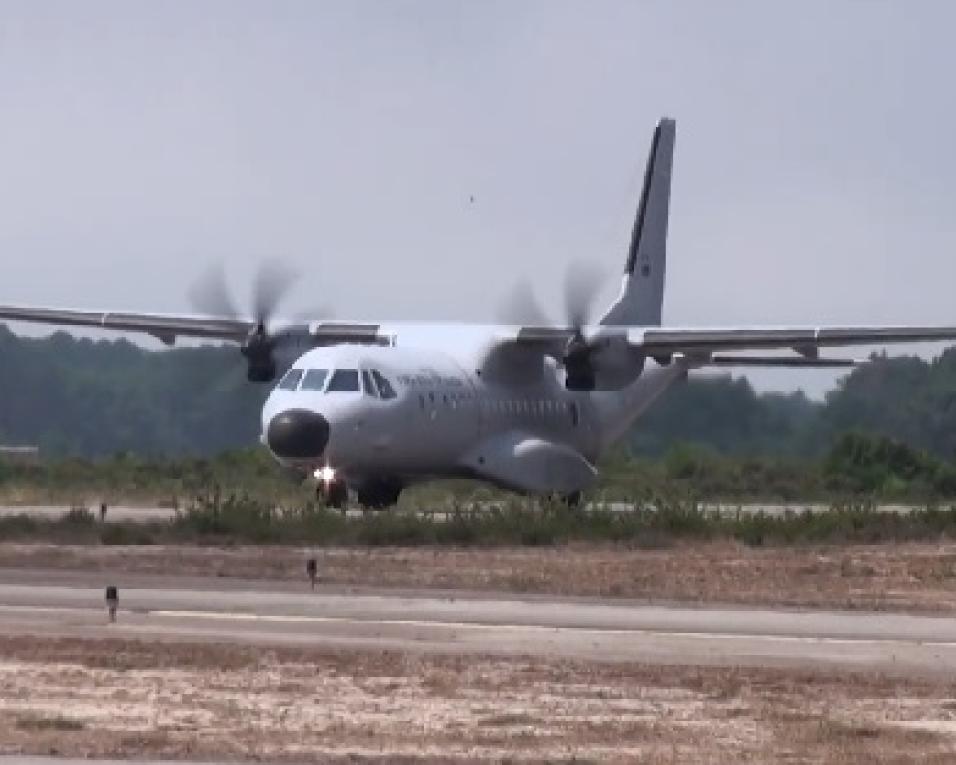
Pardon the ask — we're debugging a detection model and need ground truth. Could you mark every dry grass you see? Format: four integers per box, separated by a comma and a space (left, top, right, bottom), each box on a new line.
5, 540, 956, 612
0, 636, 955, 762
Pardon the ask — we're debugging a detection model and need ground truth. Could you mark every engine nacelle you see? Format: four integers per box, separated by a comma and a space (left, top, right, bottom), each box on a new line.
246, 360, 277, 383
565, 335, 646, 391
242, 329, 278, 382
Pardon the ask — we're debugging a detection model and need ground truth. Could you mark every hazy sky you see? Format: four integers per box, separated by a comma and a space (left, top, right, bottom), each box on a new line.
1, 1, 954, 395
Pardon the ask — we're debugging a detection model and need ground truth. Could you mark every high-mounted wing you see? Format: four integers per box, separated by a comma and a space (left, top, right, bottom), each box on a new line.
628, 326, 956, 356
0, 305, 253, 345
0, 304, 388, 347
482, 322, 956, 389
0, 303, 388, 382
704, 354, 858, 368
495, 323, 956, 358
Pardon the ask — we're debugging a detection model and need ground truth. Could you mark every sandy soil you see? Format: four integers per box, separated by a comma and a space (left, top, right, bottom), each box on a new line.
0, 636, 953, 763
3, 540, 956, 613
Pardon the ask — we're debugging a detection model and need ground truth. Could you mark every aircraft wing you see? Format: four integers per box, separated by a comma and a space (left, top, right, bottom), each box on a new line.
0, 305, 253, 344
495, 324, 956, 357
704, 354, 858, 368
0, 304, 388, 347
627, 326, 956, 356
482, 323, 956, 387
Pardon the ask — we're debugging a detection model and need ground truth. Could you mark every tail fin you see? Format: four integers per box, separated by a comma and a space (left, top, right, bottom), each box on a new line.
600, 117, 675, 327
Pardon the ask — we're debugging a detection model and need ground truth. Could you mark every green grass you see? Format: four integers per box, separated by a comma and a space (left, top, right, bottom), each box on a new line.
1, 433, 956, 548
3, 495, 955, 548
1, 433, 954, 509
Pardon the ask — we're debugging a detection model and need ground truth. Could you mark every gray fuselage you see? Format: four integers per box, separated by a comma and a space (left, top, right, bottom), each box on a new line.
260, 325, 687, 494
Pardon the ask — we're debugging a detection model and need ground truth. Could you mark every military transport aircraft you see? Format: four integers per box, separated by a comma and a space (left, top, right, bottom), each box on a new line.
2, 117, 955, 508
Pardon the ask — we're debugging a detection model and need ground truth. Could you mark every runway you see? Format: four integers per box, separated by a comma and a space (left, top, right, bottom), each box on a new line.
0, 568, 954, 676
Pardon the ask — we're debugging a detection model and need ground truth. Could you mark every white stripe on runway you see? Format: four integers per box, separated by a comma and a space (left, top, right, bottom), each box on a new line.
1, 602, 951, 650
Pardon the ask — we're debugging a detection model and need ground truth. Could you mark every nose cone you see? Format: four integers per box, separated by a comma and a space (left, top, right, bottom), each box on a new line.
267, 409, 329, 460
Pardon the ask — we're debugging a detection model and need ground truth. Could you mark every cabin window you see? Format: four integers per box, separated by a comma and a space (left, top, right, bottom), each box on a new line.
300, 369, 329, 392
327, 369, 360, 392
277, 368, 303, 391
372, 370, 397, 400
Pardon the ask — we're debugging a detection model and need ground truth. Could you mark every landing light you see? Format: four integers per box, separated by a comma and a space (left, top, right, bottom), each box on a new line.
314, 465, 336, 483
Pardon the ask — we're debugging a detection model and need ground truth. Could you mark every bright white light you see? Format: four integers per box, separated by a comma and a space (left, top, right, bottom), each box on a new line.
314, 465, 336, 483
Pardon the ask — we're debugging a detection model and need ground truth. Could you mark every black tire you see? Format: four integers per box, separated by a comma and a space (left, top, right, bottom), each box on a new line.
560, 491, 583, 509
357, 479, 402, 510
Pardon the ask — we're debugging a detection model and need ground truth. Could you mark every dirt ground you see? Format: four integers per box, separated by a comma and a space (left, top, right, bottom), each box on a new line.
4, 540, 956, 613
0, 635, 952, 763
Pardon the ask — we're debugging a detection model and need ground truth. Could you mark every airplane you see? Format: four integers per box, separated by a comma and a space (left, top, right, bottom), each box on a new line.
3, 117, 956, 509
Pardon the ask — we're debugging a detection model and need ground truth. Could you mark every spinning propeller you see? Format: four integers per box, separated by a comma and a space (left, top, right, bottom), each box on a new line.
189, 262, 307, 383
498, 262, 611, 391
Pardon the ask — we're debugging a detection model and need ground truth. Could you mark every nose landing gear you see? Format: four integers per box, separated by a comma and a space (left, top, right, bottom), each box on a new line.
314, 475, 403, 511
317, 479, 349, 510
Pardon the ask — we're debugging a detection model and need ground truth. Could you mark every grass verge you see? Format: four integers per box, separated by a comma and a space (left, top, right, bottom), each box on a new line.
3, 496, 956, 547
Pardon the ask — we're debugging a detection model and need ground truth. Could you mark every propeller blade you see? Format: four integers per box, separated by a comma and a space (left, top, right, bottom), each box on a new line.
563, 261, 605, 330
253, 261, 299, 326
188, 263, 240, 319
496, 279, 552, 326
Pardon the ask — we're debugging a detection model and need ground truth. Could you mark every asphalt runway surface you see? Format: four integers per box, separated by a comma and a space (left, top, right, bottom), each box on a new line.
1, 567, 956, 677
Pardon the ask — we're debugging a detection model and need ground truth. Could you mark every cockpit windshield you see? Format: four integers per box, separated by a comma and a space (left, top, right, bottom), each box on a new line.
371, 370, 397, 400
326, 369, 360, 392
300, 369, 329, 391
278, 366, 396, 396
277, 368, 303, 391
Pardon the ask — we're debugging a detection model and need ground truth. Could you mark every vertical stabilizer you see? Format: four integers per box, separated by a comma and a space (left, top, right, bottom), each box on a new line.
600, 117, 675, 327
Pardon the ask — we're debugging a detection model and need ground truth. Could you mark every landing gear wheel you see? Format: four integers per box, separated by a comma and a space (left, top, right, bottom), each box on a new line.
356, 479, 403, 510
560, 491, 583, 509
319, 480, 349, 511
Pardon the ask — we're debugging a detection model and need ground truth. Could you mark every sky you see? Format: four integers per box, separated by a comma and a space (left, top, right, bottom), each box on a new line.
0, 0, 954, 396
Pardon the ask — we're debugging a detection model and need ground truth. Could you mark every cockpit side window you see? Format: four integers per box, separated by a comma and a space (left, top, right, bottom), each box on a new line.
361, 369, 377, 398
300, 369, 329, 391
327, 369, 360, 392
277, 368, 303, 391
372, 370, 397, 400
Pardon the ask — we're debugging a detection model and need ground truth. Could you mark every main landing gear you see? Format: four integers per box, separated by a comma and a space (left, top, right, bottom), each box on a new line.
356, 478, 403, 510
561, 491, 583, 509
